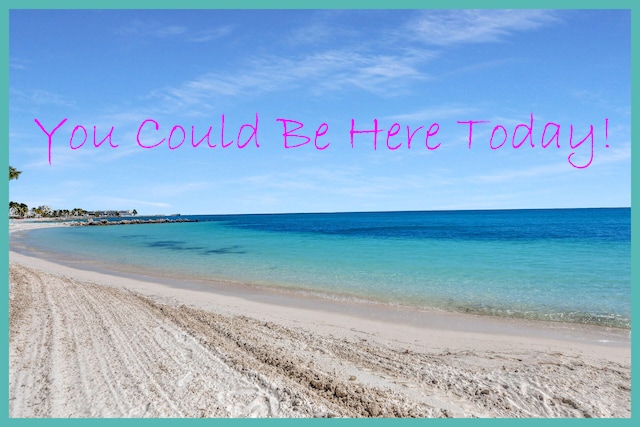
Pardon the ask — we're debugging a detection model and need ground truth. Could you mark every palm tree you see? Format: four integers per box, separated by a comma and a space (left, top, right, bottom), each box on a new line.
9, 201, 29, 218
9, 166, 22, 180
9, 201, 19, 217
18, 203, 28, 218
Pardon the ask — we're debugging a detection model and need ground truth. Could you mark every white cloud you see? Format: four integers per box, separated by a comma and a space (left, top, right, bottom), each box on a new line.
11, 88, 75, 107
152, 47, 433, 110
408, 10, 559, 46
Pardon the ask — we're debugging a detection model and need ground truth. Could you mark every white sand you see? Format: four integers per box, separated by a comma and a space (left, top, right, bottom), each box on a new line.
8, 222, 631, 418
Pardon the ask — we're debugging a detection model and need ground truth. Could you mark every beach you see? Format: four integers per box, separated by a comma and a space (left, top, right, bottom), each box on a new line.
8, 221, 631, 418
9, 7, 632, 419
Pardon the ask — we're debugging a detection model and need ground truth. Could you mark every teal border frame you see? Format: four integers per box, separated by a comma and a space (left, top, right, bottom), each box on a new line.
2, 0, 636, 425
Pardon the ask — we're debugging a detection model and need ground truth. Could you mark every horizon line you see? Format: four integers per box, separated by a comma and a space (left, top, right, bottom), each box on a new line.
133, 206, 631, 217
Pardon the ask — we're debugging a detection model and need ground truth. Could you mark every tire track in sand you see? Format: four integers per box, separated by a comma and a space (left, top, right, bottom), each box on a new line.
9, 262, 631, 418
9, 266, 54, 417
9, 264, 300, 417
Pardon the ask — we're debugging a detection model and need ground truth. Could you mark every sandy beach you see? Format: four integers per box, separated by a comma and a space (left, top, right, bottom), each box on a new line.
8, 222, 631, 418
9, 7, 632, 419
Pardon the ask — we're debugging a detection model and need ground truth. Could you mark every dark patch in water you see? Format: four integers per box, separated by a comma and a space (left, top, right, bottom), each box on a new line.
146, 240, 209, 252
147, 240, 185, 248
146, 239, 244, 254
203, 245, 246, 255
168, 246, 208, 252
120, 234, 149, 240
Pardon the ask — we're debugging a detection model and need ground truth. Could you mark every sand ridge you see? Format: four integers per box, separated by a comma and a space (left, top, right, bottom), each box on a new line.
8, 260, 631, 418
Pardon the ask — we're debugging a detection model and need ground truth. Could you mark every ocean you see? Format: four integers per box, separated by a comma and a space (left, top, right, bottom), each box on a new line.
11, 208, 631, 329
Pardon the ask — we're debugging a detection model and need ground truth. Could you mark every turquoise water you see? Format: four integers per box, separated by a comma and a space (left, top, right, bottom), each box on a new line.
12, 208, 631, 328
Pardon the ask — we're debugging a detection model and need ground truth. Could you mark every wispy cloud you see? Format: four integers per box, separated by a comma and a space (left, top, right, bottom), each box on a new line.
596, 140, 631, 165
407, 10, 560, 46
10, 57, 31, 70
437, 58, 516, 80
187, 26, 232, 42
385, 105, 478, 122
286, 17, 360, 48
238, 166, 447, 201
287, 22, 335, 46
143, 11, 559, 113
116, 20, 184, 38
11, 88, 75, 107
91, 196, 171, 209
151, 47, 433, 110
146, 182, 212, 199
116, 20, 232, 43
471, 161, 572, 184
469, 141, 630, 184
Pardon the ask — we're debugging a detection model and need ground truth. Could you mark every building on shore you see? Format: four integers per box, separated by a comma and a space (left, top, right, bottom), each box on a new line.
88, 210, 132, 217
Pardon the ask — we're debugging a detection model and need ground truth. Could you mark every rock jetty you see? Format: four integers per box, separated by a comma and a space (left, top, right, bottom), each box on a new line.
71, 218, 197, 226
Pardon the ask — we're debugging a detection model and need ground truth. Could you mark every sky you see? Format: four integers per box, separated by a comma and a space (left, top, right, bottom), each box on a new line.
9, 9, 631, 215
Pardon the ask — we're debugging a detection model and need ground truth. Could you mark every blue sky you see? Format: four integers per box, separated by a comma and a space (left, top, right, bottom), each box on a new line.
9, 9, 630, 215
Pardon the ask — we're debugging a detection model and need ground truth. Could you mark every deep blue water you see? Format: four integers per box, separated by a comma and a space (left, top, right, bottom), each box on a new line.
12, 208, 631, 328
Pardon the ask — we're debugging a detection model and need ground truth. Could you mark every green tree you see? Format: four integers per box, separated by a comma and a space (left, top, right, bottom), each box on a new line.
34, 205, 52, 217
9, 201, 29, 218
19, 203, 28, 218
9, 166, 22, 180
9, 201, 18, 217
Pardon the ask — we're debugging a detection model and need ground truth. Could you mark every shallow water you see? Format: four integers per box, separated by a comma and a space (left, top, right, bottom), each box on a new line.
12, 208, 631, 328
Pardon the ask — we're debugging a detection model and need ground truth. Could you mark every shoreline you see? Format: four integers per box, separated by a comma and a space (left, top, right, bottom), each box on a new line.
9, 248, 631, 350
10, 249, 630, 356
8, 221, 632, 417
9, 221, 630, 346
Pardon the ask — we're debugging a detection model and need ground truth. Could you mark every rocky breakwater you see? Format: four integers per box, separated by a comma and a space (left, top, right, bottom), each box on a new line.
72, 218, 197, 226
